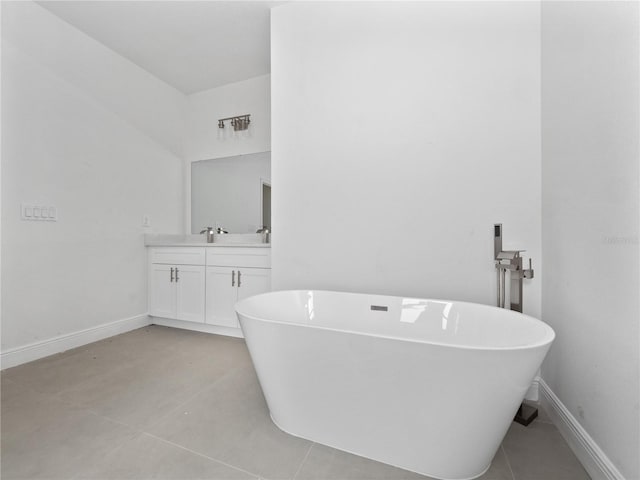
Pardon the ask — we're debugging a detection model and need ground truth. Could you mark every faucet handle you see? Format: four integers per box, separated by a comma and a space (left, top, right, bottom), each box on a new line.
523, 258, 534, 279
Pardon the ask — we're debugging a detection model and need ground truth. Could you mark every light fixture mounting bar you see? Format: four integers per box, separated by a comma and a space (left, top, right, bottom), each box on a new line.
218, 114, 251, 130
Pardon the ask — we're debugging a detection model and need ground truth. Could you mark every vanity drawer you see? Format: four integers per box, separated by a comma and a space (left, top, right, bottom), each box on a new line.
150, 247, 206, 265
206, 247, 271, 268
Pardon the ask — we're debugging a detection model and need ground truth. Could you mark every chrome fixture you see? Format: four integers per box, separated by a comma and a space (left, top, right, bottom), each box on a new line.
200, 226, 215, 243
218, 114, 251, 131
256, 226, 270, 243
493, 223, 537, 426
199, 226, 228, 242
493, 224, 534, 312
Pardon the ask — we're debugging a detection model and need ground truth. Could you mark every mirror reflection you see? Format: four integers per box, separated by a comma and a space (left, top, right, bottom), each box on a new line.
191, 151, 271, 234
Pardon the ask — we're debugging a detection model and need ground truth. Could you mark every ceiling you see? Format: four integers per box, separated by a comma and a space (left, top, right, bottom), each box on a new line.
37, 1, 282, 94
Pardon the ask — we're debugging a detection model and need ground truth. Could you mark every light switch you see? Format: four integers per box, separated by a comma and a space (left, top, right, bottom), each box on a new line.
21, 204, 57, 221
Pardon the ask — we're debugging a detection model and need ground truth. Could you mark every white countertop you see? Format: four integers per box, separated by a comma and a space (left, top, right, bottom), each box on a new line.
145, 234, 271, 248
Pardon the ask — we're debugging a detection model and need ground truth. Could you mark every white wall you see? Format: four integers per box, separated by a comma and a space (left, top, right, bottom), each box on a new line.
191, 152, 271, 233
184, 74, 271, 232
271, 2, 541, 315
1, 2, 184, 354
185, 74, 271, 162
1, 2, 4, 361
1, 2, 185, 158
541, 3, 639, 479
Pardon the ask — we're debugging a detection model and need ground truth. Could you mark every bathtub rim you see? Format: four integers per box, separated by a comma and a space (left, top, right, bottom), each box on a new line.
235, 289, 555, 352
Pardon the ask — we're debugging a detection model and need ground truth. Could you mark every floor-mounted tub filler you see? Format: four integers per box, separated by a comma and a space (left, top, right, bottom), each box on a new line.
235, 290, 555, 480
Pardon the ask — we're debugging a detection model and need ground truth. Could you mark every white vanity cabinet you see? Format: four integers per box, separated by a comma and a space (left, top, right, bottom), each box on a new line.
148, 248, 206, 323
147, 243, 270, 336
205, 247, 271, 328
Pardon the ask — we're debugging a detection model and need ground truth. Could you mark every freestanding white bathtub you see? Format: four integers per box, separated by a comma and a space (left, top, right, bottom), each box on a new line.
235, 290, 555, 480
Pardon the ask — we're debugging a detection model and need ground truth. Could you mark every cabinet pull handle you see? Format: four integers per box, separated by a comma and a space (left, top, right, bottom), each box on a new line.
175, 267, 179, 283
232, 270, 235, 287
238, 270, 242, 287
170, 267, 174, 282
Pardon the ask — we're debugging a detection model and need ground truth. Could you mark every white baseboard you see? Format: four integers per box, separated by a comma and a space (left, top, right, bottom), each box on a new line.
539, 377, 625, 480
150, 317, 244, 338
1, 314, 151, 370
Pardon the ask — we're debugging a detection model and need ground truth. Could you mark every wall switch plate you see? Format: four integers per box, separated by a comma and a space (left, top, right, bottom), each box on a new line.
21, 204, 57, 221
142, 214, 151, 227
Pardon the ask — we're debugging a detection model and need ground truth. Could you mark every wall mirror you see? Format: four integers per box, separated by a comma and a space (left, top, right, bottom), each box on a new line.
191, 151, 271, 234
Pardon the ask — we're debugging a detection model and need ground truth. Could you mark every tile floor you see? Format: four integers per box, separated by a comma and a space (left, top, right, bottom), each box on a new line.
1, 326, 590, 480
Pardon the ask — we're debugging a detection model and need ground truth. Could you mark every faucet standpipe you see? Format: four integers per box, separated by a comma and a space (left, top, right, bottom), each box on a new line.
493, 224, 537, 426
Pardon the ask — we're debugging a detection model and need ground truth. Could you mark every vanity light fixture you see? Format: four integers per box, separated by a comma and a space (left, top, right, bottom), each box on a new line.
218, 114, 251, 131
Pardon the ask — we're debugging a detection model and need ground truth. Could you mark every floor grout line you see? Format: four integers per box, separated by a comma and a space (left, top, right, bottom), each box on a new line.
66, 415, 144, 480
4, 353, 146, 406
143, 431, 262, 479
17, 344, 250, 433
40, 373, 259, 478
501, 444, 517, 480
142, 364, 247, 432
3, 332, 263, 479
3, 328, 587, 480
1, 338, 259, 479
292, 442, 315, 480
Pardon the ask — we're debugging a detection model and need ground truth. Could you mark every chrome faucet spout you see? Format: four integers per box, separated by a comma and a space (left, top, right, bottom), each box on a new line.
200, 227, 215, 243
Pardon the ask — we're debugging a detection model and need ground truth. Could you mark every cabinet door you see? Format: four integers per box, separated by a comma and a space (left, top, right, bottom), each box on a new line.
206, 266, 239, 328
175, 265, 205, 323
149, 264, 176, 318
237, 267, 271, 302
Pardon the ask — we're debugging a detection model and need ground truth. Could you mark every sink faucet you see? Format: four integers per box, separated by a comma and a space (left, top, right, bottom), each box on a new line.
256, 226, 270, 243
200, 227, 214, 243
